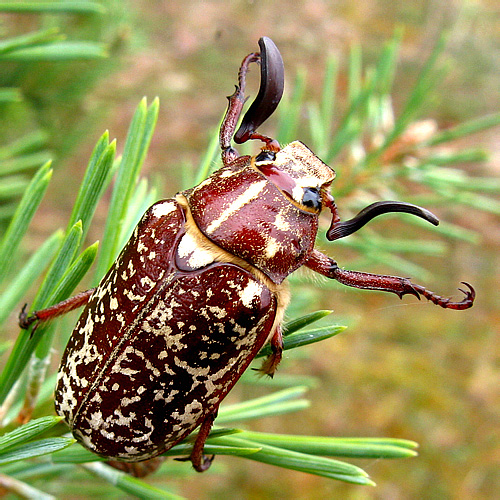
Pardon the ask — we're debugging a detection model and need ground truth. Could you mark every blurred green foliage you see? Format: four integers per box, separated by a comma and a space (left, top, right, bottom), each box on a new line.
0, 1, 129, 223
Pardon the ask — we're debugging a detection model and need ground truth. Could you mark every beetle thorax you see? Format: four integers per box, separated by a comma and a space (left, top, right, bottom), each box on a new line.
183, 142, 334, 284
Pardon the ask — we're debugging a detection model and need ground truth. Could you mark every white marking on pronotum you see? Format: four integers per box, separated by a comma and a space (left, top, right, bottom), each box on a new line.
220, 169, 237, 178
206, 180, 267, 234
274, 212, 291, 231
265, 236, 280, 258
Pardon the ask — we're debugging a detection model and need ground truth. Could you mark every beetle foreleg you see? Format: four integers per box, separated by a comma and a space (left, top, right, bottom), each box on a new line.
189, 407, 218, 472
402, 281, 475, 310
19, 288, 95, 330
220, 52, 259, 166
259, 326, 283, 377
306, 250, 475, 310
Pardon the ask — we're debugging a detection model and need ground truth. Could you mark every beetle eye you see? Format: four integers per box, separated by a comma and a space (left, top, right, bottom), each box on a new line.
302, 187, 322, 211
255, 150, 276, 163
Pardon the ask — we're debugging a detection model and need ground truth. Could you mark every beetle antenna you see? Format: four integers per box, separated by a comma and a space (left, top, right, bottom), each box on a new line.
220, 37, 284, 166
234, 37, 284, 147
327, 200, 439, 241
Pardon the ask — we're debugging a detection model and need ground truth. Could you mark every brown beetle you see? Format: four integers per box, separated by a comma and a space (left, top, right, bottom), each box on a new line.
20, 37, 474, 474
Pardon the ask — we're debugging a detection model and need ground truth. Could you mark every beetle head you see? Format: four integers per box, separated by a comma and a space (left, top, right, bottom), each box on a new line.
252, 141, 335, 215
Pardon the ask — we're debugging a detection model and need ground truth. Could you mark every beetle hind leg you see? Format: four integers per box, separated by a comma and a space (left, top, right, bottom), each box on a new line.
187, 407, 218, 472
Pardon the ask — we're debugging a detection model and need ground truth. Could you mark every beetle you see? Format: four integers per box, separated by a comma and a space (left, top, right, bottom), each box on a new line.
20, 37, 475, 474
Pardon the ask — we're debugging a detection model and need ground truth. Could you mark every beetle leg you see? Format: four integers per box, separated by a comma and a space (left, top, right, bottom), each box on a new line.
19, 288, 95, 330
220, 51, 259, 166
305, 249, 475, 310
107, 457, 165, 478
189, 407, 218, 472
259, 326, 283, 377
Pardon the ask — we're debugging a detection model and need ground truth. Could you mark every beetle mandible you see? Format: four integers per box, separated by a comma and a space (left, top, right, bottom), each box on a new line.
20, 37, 475, 474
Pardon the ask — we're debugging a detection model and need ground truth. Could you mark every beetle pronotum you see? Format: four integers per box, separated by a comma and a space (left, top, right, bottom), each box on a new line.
20, 37, 474, 475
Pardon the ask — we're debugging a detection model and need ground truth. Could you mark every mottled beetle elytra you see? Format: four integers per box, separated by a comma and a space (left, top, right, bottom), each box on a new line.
20, 36, 475, 475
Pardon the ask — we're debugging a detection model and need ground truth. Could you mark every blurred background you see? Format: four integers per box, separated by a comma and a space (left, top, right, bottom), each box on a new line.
1, 1, 499, 498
